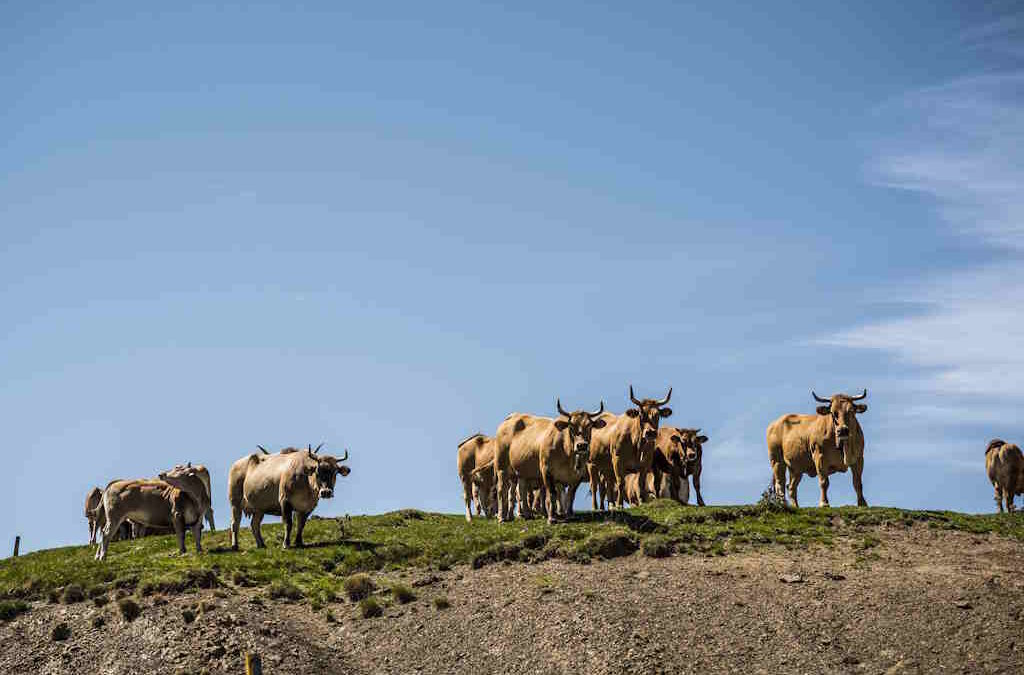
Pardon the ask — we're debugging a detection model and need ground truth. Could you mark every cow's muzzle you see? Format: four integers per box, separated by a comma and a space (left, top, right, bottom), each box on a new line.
644, 429, 658, 441
319, 488, 334, 499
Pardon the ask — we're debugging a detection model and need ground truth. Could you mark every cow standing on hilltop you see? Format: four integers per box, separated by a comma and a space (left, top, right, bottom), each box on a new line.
457, 433, 498, 522
583, 387, 673, 510
228, 444, 351, 549
493, 400, 606, 524
767, 390, 868, 508
985, 439, 1024, 513
651, 427, 708, 506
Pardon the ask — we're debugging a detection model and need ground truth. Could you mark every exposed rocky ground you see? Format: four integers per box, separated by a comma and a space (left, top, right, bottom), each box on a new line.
1, 523, 1022, 675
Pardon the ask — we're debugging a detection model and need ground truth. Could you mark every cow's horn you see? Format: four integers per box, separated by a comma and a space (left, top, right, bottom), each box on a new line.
339, 448, 349, 462
257, 445, 270, 455
849, 388, 868, 401
314, 442, 325, 455
812, 390, 831, 403
187, 461, 191, 468
629, 385, 641, 406
655, 387, 672, 406
556, 398, 570, 417
589, 400, 605, 418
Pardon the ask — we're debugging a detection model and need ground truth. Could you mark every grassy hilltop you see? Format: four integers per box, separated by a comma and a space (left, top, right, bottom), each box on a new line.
2, 502, 1022, 611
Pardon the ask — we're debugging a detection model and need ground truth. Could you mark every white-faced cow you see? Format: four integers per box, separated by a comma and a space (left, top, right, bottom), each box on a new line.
493, 400, 606, 524
767, 390, 868, 508
228, 444, 350, 549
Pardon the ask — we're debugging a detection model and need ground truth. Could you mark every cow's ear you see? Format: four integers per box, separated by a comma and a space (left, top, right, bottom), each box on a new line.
854, 403, 867, 414
625, 408, 640, 418
659, 407, 673, 418
816, 405, 831, 415
697, 435, 709, 444
591, 418, 607, 429
554, 419, 569, 431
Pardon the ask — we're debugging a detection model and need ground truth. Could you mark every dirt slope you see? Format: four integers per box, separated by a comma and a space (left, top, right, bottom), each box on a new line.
2, 524, 1022, 675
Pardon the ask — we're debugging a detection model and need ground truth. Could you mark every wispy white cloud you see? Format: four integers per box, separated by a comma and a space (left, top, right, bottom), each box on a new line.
827, 14, 1024, 410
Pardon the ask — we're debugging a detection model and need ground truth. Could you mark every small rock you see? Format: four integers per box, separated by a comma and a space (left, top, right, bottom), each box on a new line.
954, 600, 972, 609
779, 574, 804, 584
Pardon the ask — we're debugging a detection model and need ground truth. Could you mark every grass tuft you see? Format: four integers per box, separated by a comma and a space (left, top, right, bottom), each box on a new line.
641, 535, 674, 558
267, 580, 303, 601
117, 597, 141, 622
61, 584, 86, 604
343, 573, 376, 602
358, 596, 382, 618
0, 600, 29, 622
51, 622, 71, 641
432, 595, 450, 610
389, 582, 416, 604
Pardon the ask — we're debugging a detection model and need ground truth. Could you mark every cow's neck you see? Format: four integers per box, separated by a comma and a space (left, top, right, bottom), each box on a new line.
176, 476, 210, 511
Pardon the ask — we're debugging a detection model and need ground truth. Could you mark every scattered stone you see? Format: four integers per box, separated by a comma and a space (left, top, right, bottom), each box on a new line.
779, 574, 804, 584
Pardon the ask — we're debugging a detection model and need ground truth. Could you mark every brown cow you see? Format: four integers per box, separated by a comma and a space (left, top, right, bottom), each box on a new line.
228, 444, 350, 549
94, 464, 211, 561
493, 400, 606, 524
985, 439, 1024, 513
457, 433, 497, 522
652, 427, 708, 506
85, 487, 102, 544
586, 386, 673, 510
767, 390, 868, 508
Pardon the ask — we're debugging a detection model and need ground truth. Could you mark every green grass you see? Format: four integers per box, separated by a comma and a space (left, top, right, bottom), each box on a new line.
1, 504, 1021, 607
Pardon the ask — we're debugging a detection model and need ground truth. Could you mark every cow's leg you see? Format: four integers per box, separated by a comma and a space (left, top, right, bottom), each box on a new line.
517, 478, 534, 519
230, 504, 242, 550
542, 473, 558, 525
173, 515, 187, 554
250, 511, 266, 548
191, 520, 203, 553
588, 464, 600, 511
814, 459, 830, 507
851, 460, 867, 507
495, 471, 509, 523
772, 460, 788, 505
88, 518, 96, 545
678, 473, 691, 505
692, 466, 705, 507
787, 471, 802, 508
566, 479, 580, 516
1008, 491, 1015, 513
281, 501, 294, 549
295, 511, 310, 547
97, 512, 123, 562
462, 477, 474, 522
612, 459, 627, 509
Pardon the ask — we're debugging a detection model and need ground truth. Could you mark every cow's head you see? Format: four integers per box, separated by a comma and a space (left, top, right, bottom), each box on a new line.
158, 463, 209, 507
813, 390, 867, 461
677, 428, 708, 467
626, 386, 673, 446
304, 444, 351, 499
554, 399, 607, 474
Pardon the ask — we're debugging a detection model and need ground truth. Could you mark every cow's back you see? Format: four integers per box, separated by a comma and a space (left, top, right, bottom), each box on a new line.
241, 453, 301, 514
767, 413, 815, 456
85, 487, 102, 517
988, 443, 1024, 493
508, 416, 557, 478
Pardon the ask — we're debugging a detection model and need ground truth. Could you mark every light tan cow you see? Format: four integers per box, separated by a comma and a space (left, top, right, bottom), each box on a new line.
586, 386, 673, 510
94, 464, 211, 561
85, 487, 102, 544
457, 433, 497, 522
228, 444, 350, 549
985, 439, 1024, 513
767, 390, 868, 508
493, 400, 606, 524
132, 463, 216, 537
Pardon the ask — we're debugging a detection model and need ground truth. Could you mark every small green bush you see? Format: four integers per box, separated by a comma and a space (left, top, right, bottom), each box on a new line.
641, 535, 674, 558
267, 581, 303, 601
0, 600, 29, 622
343, 574, 375, 602
62, 584, 86, 604
118, 597, 141, 622
359, 597, 382, 619
182, 608, 196, 624
51, 622, 71, 641
92, 595, 109, 608
389, 583, 415, 604
432, 596, 450, 610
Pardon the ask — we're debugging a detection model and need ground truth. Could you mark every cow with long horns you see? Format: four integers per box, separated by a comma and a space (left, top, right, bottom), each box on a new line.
767, 390, 869, 508
493, 400, 607, 524
583, 386, 673, 510
228, 443, 351, 549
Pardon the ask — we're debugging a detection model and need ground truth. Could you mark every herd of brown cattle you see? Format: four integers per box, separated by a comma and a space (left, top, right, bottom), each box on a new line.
82, 385, 1024, 560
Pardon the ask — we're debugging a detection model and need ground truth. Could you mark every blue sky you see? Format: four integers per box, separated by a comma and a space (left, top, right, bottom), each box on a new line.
2, 1, 1021, 552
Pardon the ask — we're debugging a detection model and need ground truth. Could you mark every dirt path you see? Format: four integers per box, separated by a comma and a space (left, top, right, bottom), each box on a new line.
2, 525, 1022, 674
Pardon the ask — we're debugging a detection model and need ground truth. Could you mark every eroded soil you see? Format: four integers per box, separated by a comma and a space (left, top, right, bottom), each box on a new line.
2, 524, 1022, 675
